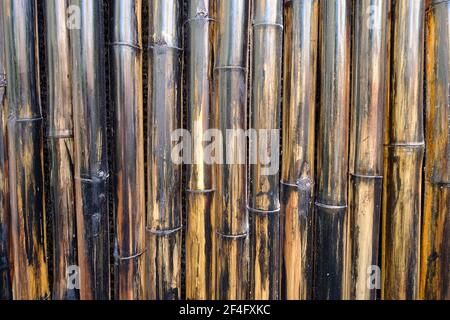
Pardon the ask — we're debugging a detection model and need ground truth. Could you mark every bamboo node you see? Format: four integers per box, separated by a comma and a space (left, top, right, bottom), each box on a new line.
314, 202, 347, 210
186, 188, 215, 194
252, 22, 283, 30
213, 66, 247, 72
148, 44, 183, 52
247, 206, 280, 215
46, 129, 74, 139
109, 41, 142, 51
146, 226, 183, 237
349, 173, 383, 180
215, 230, 248, 240
116, 249, 147, 262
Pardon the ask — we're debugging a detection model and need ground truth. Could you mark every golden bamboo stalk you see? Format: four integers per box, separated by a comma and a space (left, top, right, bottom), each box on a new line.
281, 0, 318, 300
420, 0, 450, 300
382, 0, 425, 300
214, 0, 250, 300
147, 0, 182, 300
0, 3, 12, 300
349, 0, 389, 300
249, 0, 283, 300
70, 0, 110, 300
45, 0, 79, 300
185, 0, 216, 300
2, 0, 50, 300
314, 0, 351, 300
111, 0, 145, 300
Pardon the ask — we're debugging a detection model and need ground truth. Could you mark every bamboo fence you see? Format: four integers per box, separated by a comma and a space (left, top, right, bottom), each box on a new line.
0, 0, 446, 301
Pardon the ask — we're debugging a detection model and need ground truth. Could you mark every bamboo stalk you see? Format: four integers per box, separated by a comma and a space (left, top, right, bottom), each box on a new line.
349, 0, 388, 300
70, 0, 110, 300
2, 0, 50, 300
214, 0, 250, 300
184, 0, 216, 300
0, 4, 12, 300
249, 0, 283, 300
111, 0, 145, 300
147, 0, 182, 300
420, 0, 450, 300
45, 0, 79, 300
382, 0, 425, 300
281, 0, 318, 300
314, 0, 351, 300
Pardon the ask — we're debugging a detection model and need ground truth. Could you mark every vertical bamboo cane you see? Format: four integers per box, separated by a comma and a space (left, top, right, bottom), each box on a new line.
249, 0, 283, 300
147, 0, 182, 300
45, 0, 79, 300
111, 0, 145, 300
421, 0, 450, 300
349, 0, 388, 300
314, 0, 351, 300
70, 0, 110, 300
281, 0, 318, 300
214, 0, 250, 300
0, 4, 12, 300
382, 0, 425, 300
2, 0, 50, 300
185, 0, 216, 300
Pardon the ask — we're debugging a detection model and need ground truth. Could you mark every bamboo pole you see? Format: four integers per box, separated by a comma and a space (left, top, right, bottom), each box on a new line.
147, 0, 182, 300
382, 0, 425, 300
349, 0, 388, 300
111, 0, 145, 300
214, 0, 250, 300
314, 0, 351, 300
70, 0, 110, 300
249, 0, 283, 300
281, 0, 318, 300
420, 0, 450, 300
45, 0, 79, 300
2, 0, 50, 300
0, 4, 12, 300
185, 0, 216, 300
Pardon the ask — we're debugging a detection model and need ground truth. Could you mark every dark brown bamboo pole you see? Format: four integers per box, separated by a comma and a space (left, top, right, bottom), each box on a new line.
349, 0, 388, 300
214, 0, 250, 300
45, 0, 79, 300
0, 4, 12, 300
249, 0, 283, 300
111, 0, 145, 300
70, 0, 110, 300
147, 0, 182, 300
314, 0, 351, 300
382, 0, 425, 300
281, 0, 318, 300
420, 0, 450, 300
185, 0, 216, 300
2, 0, 50, 300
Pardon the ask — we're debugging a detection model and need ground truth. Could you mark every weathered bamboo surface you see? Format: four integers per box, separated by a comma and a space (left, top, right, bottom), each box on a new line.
184, 0, 216, 300
147, 0, 182, 300
349, 0, 388, 300
0, 3, 12, 301
382, 0, 425, 300
249, 0, 283, 300
214, 0, 250, 300
281, 0, 318, 300
45, 0, 79, 301
421, 0, 450, 300
70, 0, 110, 300
2, 0, 50, 300
111, 0, 145, 300
314, 0, 351, 300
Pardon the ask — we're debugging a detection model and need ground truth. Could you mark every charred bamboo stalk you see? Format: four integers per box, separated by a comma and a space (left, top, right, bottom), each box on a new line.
249, 0, 283, 300
281, 0, 318, 300
45, 0, 79, 300
70, 0, 110, 300
420, 0, 450, 300
349, 0, 388, 300
147, 0, 182, 300
314, 0, 351, 300
185, 0, 216, 300
382, 0, 425, 300
111, 0, 145, 300
2, 0, 50, 299
0, 4, 12, 300
214, 0, 250, 300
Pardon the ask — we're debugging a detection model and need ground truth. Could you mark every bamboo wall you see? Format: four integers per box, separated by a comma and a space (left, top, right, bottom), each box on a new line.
0, 0, 448, 300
